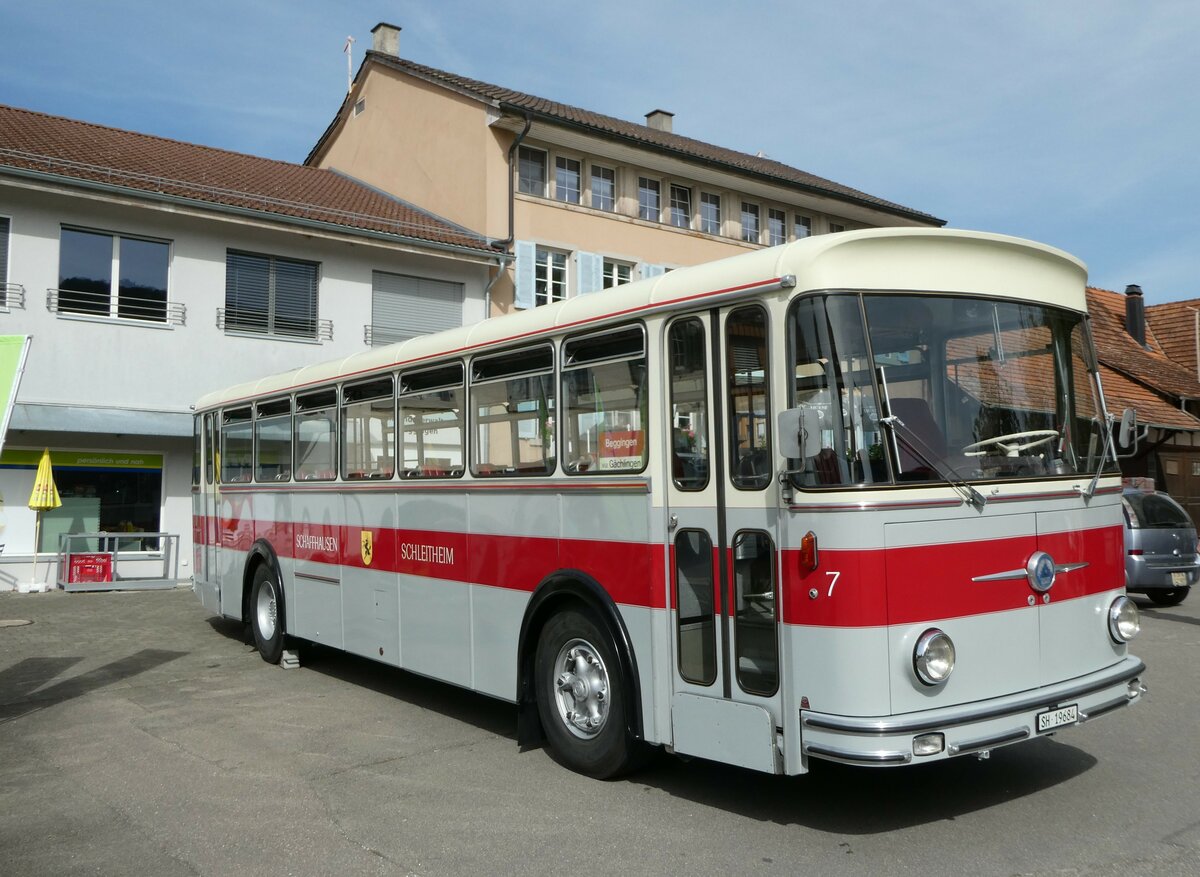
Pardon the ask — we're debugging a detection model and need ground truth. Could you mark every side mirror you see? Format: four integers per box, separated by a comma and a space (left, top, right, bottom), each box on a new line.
1118, 408, 1137, 449
777, 407, 824, 459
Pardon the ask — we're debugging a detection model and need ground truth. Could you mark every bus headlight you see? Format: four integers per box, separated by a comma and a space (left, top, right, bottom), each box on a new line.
913, 629, 955, 686
1108, 596, 1140, 643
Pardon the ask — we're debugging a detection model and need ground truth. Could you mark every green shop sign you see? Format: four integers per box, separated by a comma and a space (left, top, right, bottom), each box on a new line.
0, 449, 164, 470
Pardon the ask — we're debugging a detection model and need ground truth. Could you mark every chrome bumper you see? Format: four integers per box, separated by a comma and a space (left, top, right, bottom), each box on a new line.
801, 656, 1146, 767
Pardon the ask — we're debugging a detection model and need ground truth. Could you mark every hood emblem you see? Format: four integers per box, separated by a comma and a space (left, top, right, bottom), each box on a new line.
972, 552, 1088, 591
1026, 551, 1057, 592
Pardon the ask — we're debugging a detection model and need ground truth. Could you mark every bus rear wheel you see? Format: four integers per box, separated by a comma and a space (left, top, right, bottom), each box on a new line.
534, 609, 637, 779
250, 565, 285, 664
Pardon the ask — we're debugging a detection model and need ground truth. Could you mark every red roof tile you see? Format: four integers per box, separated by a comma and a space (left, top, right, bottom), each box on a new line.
0, 103, 496, 255
1087, 287, 1200, 399
1146, 299, 1200, 381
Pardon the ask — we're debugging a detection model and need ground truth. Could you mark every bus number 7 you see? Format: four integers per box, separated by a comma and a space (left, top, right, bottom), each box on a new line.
826, 571, 841, 598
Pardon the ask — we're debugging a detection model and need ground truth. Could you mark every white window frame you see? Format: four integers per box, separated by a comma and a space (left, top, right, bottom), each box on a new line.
700, 192, 722, 235
603, 260, 632, 289
638, 177, 661, 222
741, 202, 760, 243
794, 214, 813, 239
590, 164, 616, 212
57, 225, 173, 324
555, 156, 582, 204
669, 185, 692, 229
535, 247, 568, 307
767, 208, 786, 246
518, 146, 547, 196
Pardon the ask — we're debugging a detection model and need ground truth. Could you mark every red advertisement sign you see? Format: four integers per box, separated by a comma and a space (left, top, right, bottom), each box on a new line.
68, 553, 113, 584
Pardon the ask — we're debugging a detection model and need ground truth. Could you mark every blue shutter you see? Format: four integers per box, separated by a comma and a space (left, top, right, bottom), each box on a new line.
642, 263, 667, 279
576, 251, 603, 295
514, 240, 536, 309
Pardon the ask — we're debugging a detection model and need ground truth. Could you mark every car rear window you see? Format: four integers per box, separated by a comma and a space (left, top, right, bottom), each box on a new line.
1123, 492, 1193, 528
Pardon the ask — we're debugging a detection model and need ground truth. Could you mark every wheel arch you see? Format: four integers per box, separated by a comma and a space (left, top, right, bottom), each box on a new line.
241, 538, 284, 626
516, 570, 645, 748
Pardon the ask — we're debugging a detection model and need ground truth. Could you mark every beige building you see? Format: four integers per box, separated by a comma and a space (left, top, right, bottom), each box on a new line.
308, 22, 944, 318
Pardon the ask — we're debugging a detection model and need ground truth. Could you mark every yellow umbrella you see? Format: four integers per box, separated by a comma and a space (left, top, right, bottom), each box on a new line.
27, 448, 61, 590
29, 448, 62, 512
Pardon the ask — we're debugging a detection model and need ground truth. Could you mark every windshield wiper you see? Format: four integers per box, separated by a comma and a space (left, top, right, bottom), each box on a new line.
1080, 412, 1116, 501
880, 415, 987, 511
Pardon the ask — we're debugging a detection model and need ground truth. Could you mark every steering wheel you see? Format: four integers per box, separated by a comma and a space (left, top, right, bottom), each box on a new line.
963, 429, 1059, 458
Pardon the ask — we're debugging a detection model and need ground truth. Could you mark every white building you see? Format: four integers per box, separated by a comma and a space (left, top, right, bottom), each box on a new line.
0, 104, 501, 589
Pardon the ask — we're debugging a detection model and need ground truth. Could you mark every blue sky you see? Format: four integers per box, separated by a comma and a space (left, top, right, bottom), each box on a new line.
3, 0, 1198, 304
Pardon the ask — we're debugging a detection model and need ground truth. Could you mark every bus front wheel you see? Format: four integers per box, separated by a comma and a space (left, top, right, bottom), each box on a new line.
534, 608, 636, 778
250, 564, 285, 664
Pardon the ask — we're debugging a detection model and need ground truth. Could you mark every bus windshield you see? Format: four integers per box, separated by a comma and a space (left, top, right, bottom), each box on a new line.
786, 292, 1114, 489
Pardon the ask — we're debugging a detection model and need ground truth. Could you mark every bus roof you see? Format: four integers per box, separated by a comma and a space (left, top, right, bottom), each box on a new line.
196, 227, 1088, 411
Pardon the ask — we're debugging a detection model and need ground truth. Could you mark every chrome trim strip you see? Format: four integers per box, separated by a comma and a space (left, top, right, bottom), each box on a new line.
802, 658, 1145, 736
803, 744, 911, 765
972, 560, 1089, 583
788, 485, 1121, 513
947, 727, 1029, 756
1079, 696, 1133, 722
294, 571, 340, 585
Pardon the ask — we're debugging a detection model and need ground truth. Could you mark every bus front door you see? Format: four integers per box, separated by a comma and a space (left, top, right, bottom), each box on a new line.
664, 312, 783, 774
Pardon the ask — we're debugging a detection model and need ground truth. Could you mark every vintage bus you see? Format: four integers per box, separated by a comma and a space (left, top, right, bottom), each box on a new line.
192, 228, 1145, 778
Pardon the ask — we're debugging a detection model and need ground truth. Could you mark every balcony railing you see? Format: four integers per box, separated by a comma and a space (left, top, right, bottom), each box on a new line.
217, 307, 333, 341
363, 324, 417, 347
2, 282, 26, 309
46, 287, 186, 325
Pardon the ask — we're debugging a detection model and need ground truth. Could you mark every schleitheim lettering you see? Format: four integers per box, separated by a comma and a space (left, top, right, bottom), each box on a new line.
401, 542, 455, 565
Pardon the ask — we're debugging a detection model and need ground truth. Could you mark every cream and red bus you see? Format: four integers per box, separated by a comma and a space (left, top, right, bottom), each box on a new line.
192, 228, 1145, 778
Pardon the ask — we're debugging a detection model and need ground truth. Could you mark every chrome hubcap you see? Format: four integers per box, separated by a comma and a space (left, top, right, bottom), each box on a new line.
552, 638, 609, 739
256, 581, 277, 639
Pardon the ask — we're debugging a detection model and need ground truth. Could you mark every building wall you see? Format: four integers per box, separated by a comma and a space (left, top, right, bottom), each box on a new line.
316, 68, 509, 237
0, 180, 492, 588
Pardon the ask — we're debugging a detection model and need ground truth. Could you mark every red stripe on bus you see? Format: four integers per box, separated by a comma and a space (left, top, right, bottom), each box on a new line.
780, 525, 1123, 626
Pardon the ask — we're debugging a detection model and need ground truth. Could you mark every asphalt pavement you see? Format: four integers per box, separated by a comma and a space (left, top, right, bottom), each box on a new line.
1, 586, 1198, 876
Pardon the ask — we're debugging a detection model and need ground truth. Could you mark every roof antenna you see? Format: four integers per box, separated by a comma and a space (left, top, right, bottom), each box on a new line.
343, 35, 356, 94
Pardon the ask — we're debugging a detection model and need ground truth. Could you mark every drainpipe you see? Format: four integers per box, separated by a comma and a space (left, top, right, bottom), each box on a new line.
486, 112, 532, 316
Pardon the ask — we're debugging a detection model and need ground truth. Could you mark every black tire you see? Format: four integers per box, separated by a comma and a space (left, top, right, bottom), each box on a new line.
1148, 587, 1189, 607
249, 564, 285, 663
534, 609, 638, 779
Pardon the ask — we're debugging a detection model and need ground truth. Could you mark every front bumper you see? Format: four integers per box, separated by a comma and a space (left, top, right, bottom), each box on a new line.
800, 655, 1145, 767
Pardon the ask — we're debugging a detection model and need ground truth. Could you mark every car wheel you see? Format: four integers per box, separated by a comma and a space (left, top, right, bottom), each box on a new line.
1148, 587, 1189, 607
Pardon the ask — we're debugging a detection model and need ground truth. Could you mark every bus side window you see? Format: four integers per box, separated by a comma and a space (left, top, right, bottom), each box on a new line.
342, 377, 395, 480
294, 388, 338, 481
254, 398, 293, 482
727, 306, 771, 490
668, 318, 709, 490
220, 407, 253, 483
205, 413, 216, 485
470, 346, 555, 477
561, 325, 647, 475
399, 362, 464, 478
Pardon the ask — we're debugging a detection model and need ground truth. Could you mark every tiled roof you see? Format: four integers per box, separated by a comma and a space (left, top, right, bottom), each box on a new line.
1087, 287, 1200, 400
1097, 364, 1200, 430
1146, 298, 1200, 381
0, 103, 496, 255
311, 52, 943, 226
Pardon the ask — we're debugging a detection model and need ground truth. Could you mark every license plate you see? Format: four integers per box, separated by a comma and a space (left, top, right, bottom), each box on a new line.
1036, 704, 1078, 732
1171, 572, 1187, 587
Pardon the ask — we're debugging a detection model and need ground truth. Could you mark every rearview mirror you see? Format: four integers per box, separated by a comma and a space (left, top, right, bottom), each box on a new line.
1118, 408, 1137, 449
777, 407, 824, 459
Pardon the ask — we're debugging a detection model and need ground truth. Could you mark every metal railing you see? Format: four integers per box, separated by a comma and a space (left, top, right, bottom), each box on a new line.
363, 324, 416, 346
56, 531, 181, 592
47, 287, 186, 325
218, 307, 333, 341
2, 282, 26, 309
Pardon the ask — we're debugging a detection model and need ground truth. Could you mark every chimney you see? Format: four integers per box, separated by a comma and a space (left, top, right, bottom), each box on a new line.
1125, 284, 1146, 348
371, 22, 401, 57
645, 109, 674, 133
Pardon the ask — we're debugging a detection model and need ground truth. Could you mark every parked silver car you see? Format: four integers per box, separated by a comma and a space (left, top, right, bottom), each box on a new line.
1122, 488, 1197, 606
